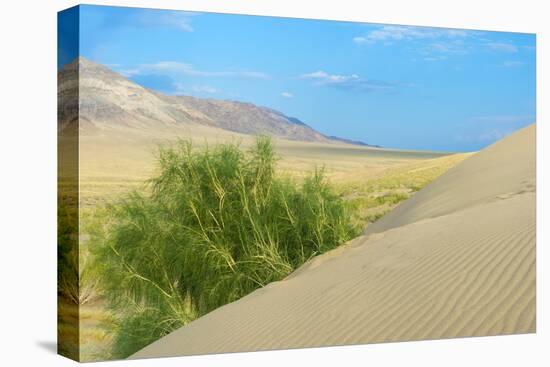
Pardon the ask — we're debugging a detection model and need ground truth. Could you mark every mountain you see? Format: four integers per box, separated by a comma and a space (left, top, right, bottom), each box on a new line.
328, 135, 380, 147
59, 57, 214, 133
58, 57, 372, 146
157, 95, 330, 142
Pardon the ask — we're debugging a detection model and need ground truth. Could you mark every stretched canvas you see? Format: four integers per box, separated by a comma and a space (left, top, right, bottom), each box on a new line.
57, 4, 536, 362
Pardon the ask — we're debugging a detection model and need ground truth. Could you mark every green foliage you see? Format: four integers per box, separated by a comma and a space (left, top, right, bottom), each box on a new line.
90, 136, 359, 358
58, 203, 79, 303
58, 202, 99, 306
364, 211, 387, 223
337, 153, 470, 229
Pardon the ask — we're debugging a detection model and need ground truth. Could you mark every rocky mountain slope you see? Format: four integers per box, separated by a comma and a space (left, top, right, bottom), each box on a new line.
58, 57, 369, 145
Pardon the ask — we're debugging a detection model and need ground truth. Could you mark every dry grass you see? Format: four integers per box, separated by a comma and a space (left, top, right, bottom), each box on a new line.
58, 297, 114, 362
334, 153, 473, 229
74, 129, 460, 208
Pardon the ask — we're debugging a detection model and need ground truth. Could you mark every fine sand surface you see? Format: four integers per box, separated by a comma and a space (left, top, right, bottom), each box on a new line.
132, 124, 536, 359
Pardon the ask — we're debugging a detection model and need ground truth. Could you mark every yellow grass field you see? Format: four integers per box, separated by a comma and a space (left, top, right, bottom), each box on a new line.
66, 127, 471, 209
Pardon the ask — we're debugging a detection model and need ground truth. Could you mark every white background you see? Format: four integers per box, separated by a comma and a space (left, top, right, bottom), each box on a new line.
0, 0, 547, 365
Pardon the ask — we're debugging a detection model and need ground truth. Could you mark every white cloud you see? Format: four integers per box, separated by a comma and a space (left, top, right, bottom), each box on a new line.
299, 70, 400, 92
172, 83, 220, 95
502, 60, 524, 68
160, 12, 195, 32
281, 91, 294, 98
300, 70, 360, 84
353, 36, 368, 44
354, 25, 475, 60
120, 61, 270, 80
455, 128, 513, 143
470, 115, 533, 124
192, 85, 219, 93
486, 42, 518, 53
416, 39, 470, 59
478, 129, 512, 142
138, 10, 198, 32
424, 55, 447, 62
300, 71, 329, 79
354, 25, 471, 45
429, 40, 468, 53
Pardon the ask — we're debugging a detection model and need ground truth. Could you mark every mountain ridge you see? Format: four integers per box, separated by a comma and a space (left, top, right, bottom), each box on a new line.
58, 57, 376, 146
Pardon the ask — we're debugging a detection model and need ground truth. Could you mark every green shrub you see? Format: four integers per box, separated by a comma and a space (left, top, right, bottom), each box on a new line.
58, 203, 99, 306
58, 202, 79, 304
90, 136, 360, 358
375, 192, 410, 205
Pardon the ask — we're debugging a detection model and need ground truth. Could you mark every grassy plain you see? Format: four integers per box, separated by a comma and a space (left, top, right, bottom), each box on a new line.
71, 128, 470, 208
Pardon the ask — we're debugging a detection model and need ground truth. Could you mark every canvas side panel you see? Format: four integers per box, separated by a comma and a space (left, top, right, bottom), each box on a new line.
57, 5, 80, 362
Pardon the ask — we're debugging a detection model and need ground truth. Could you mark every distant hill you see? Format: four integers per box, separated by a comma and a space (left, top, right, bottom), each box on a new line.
328, 135, 380, 148
58, 57, 375, 146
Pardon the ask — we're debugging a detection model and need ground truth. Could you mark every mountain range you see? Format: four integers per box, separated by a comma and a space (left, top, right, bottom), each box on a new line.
58, 57, 374, 146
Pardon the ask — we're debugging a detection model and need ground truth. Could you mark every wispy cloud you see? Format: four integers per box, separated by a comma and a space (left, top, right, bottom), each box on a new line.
120, 61, 270, 80
300, 71, 360, 83
427, 40, 469, 54
354, 25, 471, 45
486, 42, 518, 53
355, 25, 475, 61
192, 85, 219, 94
281, 91, 294, 98
137, 10, 198, 32
456, 114, 534, 144
470, 115, 534, 124
456, 129, 513, 143
171, 82, 220, 95
502, 60, 524, 68
353, 36, 368, 45
423, 55, 447, 62
477, 129, 512, 141
299, 70, 401, 92
414, 39, 471, 61
355, 26, 530, 63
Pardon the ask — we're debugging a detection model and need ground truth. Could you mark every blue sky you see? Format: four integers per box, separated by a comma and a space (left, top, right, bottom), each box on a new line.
61, 5, 536, 152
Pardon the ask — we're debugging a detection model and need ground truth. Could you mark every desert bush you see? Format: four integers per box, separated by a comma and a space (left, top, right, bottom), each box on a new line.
90, 136, 360, 358
58, 203, 80, 304
57, 204, 98, 305
58, 203, 99, 305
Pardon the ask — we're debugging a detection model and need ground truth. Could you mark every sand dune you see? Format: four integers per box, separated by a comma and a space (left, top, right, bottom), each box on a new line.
365, 124, 536, 235
132, 124, 536, 359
